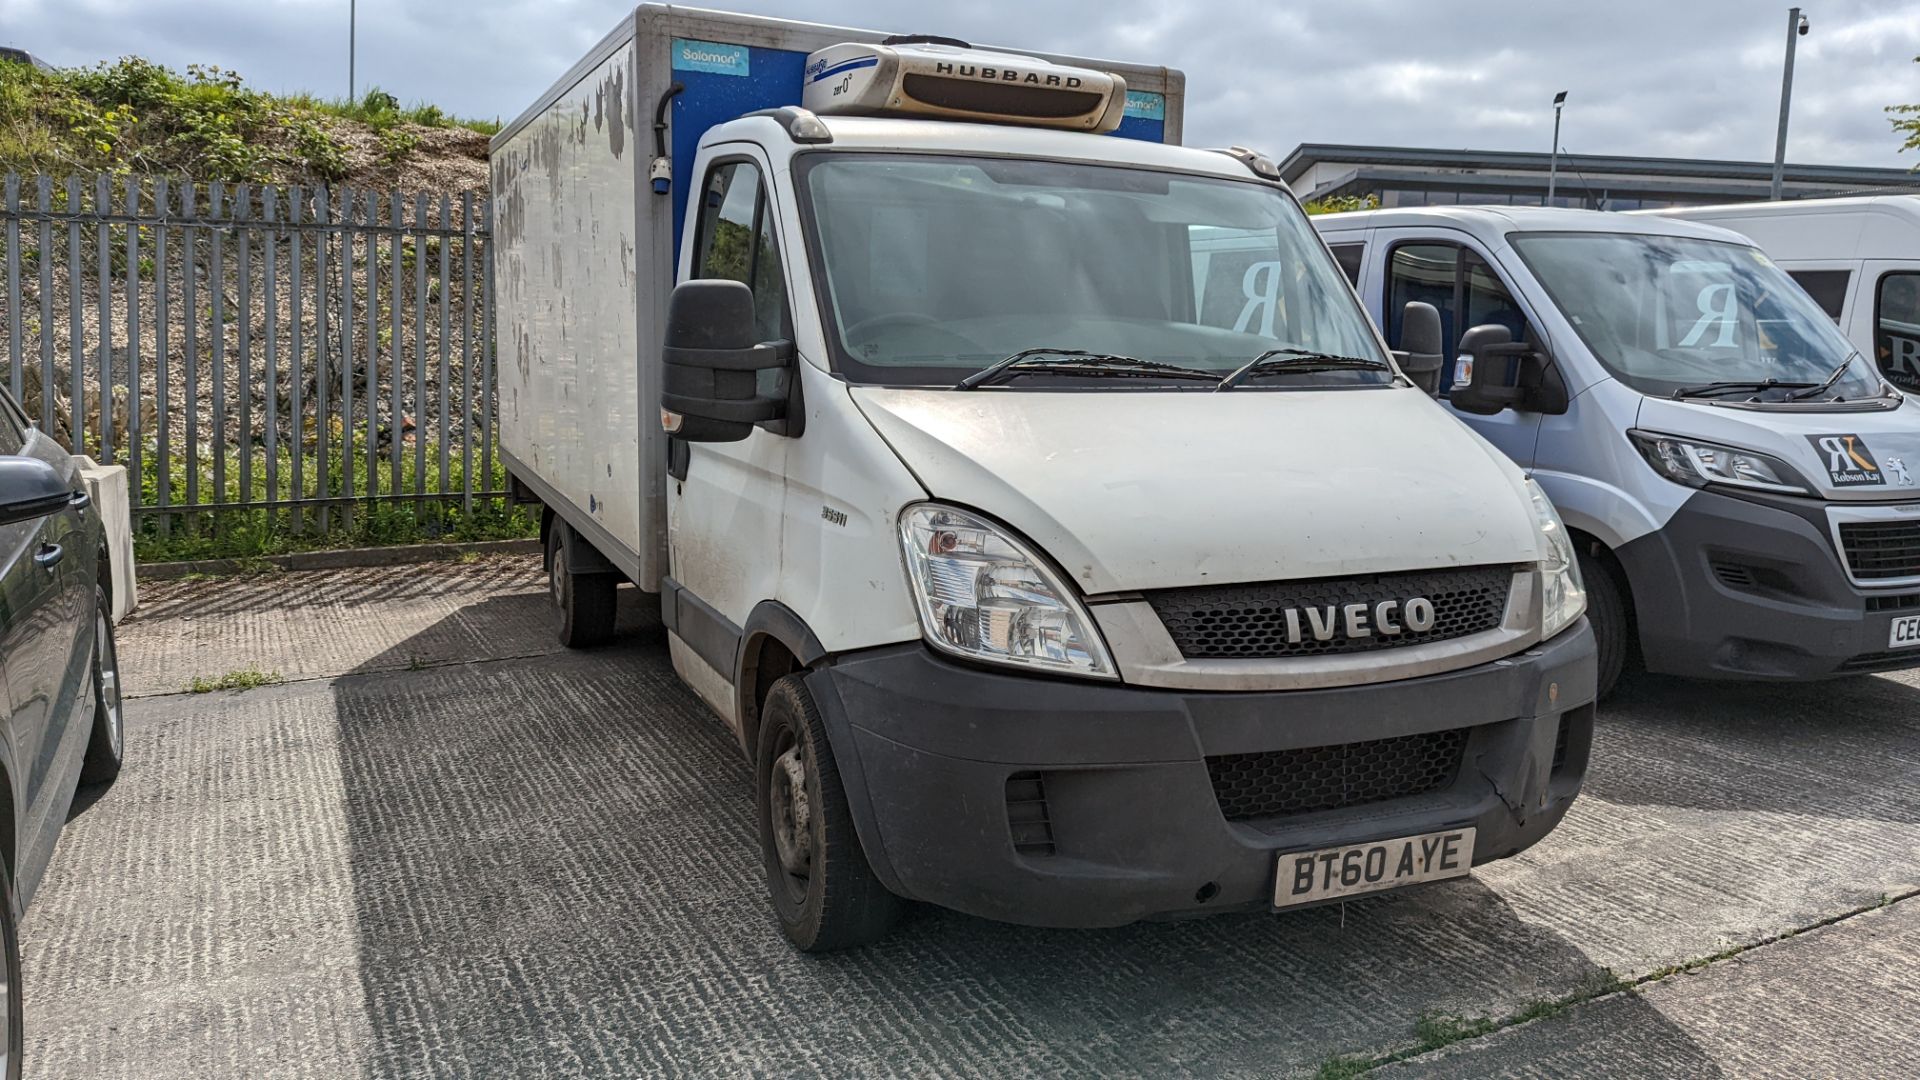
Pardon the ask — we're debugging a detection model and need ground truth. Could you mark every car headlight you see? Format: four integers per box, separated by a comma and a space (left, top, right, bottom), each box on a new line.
898, 504, 1116, 679
1527, 478, 1586, 639
1628, 431, 1810, 495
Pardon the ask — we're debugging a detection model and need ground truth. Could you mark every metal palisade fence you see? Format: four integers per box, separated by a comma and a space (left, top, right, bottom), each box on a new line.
0, 171, 504, 543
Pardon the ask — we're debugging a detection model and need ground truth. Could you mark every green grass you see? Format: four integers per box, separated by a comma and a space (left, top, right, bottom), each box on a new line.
130, 437, 537, 563
185, 666, 283, 693
0, 56, 492, 183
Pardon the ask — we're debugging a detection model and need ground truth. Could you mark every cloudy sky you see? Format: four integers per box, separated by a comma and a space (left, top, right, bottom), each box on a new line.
5, 0, 1919, 167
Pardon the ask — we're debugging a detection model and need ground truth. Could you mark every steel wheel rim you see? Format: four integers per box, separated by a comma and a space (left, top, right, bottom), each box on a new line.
96, 607, 122, 758
549, 541, 568, 607
767, 729, 813, 902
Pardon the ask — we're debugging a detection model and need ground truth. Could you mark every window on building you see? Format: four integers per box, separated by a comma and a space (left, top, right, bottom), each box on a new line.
1787, 269, 1852, 322
1877, 272, 1920, 390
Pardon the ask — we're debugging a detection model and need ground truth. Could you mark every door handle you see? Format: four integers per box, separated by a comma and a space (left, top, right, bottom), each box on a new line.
33, 543, 62, 570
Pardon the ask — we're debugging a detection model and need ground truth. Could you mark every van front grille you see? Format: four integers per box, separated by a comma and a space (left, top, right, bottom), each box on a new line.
1206, 728, 1468, 822
1146, 565, 1516, 660
1839, 521, 1920, 581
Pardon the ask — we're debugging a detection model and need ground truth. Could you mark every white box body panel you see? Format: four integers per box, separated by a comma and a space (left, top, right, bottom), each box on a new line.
492, 39, 645, 574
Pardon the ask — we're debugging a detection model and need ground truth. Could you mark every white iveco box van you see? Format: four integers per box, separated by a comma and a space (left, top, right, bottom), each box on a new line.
1648, 196, 1920, 394
494, 7, 1596, 950
1316, 206, 1920, 696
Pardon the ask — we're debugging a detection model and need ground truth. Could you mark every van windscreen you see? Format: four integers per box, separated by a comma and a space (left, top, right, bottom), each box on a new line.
794, 154, 1389, 389
1509, 231, 1882, 404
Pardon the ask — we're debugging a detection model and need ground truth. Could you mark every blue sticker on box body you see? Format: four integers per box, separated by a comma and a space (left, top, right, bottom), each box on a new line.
1123, 91, 1165, 120
672, 39, 750, 76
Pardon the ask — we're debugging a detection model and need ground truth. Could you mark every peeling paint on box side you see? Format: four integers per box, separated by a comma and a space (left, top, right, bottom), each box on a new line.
492, 40, 642, 553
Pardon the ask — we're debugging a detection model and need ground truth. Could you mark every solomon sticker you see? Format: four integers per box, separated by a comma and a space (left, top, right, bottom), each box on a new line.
1806, 433, 1885, 487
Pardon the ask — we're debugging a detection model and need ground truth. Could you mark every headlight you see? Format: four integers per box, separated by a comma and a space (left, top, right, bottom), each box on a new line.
1629, 431, 1810, 495
1527, 479, 1586, 639
898, 504, 1116, 679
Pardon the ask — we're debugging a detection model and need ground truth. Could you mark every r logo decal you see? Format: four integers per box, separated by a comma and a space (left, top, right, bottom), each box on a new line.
1806, 434, 1885, 487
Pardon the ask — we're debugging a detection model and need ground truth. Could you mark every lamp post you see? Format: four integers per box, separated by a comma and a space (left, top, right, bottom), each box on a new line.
1547, 91, 1568, 204
1771, 7, 1809, 201
349, 0, 357, 101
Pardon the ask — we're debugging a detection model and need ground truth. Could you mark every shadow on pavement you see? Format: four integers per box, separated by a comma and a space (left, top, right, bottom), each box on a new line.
327, 589, 1719, 1078
1590, 672, 1920, 822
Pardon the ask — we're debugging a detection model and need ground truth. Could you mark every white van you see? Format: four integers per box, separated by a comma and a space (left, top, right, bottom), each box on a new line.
494, 8, 1596, 950
1647, 196, 1920, 393
1316, 206, 1920, 695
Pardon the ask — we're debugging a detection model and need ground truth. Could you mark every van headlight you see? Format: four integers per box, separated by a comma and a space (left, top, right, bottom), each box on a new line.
1527, 479, 1586, 639
898, 504, 1116, 679
1629, 431, 1811, 495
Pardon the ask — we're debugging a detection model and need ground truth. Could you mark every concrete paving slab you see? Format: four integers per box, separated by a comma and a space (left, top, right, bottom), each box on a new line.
25, 561, 1920, 1077
1374, 899, 1920, 1079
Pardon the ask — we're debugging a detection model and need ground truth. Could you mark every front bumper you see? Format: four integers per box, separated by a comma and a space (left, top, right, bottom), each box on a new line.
1617, 487, 1920, 680
806, 621, 1596, 928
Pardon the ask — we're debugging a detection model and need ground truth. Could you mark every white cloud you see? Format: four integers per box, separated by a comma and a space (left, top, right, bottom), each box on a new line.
1, 0, 1916, 167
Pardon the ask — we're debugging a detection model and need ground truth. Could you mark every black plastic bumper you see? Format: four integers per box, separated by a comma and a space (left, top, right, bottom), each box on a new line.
1617, 487, 1920, 680
804, 622, 1596, 929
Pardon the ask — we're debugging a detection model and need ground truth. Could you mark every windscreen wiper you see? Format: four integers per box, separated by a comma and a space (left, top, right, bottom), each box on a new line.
956, 348, 1218, 390
1215, 349, 1392, 391
1783, 353, 1864, 402
1670, 378, 1818, 401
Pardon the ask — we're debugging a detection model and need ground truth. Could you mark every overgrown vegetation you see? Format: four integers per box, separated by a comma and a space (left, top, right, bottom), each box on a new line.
132, 443, 537, 563
1303, 194, 1382, 215
0, 56, 495, 185
184, 666, 284, 693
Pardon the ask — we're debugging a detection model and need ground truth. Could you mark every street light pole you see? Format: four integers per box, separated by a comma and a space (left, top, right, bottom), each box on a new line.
1547, 91, 1567, 204
349, 0, 357, 102
1771, 7, 1808, 201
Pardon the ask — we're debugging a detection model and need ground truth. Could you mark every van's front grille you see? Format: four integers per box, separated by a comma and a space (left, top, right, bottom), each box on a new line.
1838, 520, 1920, 581
1145, 565, 1516, 660
1206, 728, 1469, 822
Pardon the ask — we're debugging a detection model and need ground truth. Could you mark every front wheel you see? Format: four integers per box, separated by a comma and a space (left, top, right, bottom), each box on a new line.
755, 674, 900, 951
1579, 548, 1630, 700
79, 585, 124, 787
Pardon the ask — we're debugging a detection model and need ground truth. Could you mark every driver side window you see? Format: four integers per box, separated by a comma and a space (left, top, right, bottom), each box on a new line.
693, 160, 790, 346
1385, 241, 1530, 394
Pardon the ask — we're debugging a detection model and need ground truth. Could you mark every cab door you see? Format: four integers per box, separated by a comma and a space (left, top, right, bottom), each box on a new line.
0, 391, 89, 880
1373, 230, 1547, 468
665, 145, 794, 699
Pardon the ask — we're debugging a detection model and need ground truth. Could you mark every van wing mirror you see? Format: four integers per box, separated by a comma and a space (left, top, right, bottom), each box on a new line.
1393, 301, 1445, 396
1448, 324, 1567, 416
0, 456, 73, 526
660, 279, 793, 443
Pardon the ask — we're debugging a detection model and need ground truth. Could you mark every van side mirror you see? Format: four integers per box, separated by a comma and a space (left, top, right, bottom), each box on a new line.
660, 279, 793, 443
0, 456, 73, 526
1393, 301, 1445, 396
1449, 324, 1568, 416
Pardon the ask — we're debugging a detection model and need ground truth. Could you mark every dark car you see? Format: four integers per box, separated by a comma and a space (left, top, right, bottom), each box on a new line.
0, 387, 124, 1076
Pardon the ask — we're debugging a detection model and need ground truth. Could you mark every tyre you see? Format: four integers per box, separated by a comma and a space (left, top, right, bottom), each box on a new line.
755, 674, 900, 951
79, 585, 124, 787
0, 861, 20, 1080
546, 523, 617, 648
1578, 548, 1629, 699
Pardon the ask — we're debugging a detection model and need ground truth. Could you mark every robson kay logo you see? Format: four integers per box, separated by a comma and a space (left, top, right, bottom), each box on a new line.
1806, 434, 1886, 487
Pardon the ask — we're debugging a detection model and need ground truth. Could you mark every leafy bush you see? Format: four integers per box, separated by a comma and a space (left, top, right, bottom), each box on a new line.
377, 126, 420, 167
0, 55, 494, 185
